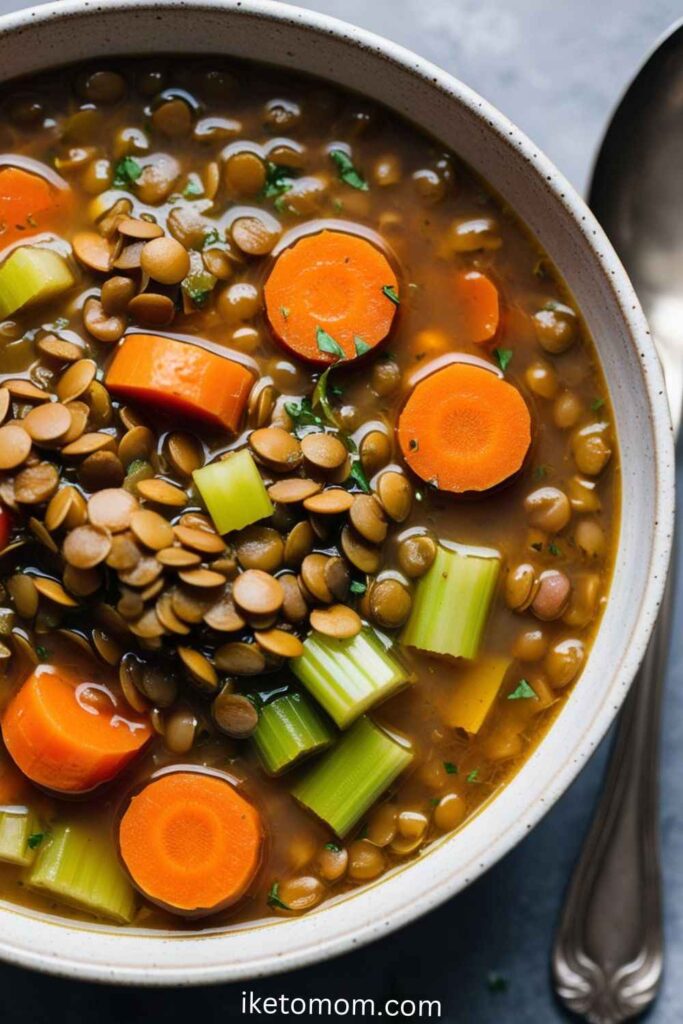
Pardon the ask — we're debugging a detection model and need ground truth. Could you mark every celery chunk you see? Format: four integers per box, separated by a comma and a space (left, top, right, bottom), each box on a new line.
0, 246, 74, 319
401, 541, 501, 660
292, 716, 413, 837
291, 627, 414, 729
193, 449, 273, 534
252, 690, 335, 776
0, 806, 40, 867
27, 821, 137, 924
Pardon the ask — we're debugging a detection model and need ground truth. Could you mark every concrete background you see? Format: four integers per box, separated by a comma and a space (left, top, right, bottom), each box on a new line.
0, 1, 682, 1021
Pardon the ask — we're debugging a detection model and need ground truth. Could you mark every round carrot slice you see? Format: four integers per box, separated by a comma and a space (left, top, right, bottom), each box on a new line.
1, 667, 151, 794
453, 270, 500, 344
264, 229, 399, 364
0, 165, 73, 252
397, 362, 531, 493
118, 770, 263, 916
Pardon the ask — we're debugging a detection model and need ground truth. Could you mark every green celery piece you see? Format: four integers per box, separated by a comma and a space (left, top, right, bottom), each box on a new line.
0, 246, 75, 319
401, 541, 501, 660
291, 627, 414, 729
252, 691, 335, 776
0, 806, 39, 867
193, 449, 273, 534
292, 716, 413, 837
27, 821, 137, 924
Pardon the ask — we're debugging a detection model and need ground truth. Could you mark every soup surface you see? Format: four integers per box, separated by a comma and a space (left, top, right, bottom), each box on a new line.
0, 57, 618, 928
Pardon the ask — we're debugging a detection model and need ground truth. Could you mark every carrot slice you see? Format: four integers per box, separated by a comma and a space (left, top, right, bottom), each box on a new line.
453, 270, 499, 344
118, 770, 263, 916
105, 334, 254, 433
397, 362, 531, 493
0, 165, 73, 251
1, 667, 152, 794
264, 230, 399, 364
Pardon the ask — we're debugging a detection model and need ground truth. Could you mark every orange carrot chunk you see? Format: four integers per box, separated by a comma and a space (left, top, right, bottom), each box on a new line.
397, 362, 531, 493
453, 270, 500, 344
264, 229, 399, 364
105, 333, 254, 433
0, 165, 73, 251
1, 667, 152, 794
0, 752, 29, 805
118, 770, 263, 916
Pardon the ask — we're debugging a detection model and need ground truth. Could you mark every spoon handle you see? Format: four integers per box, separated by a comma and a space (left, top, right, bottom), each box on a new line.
552, 546, 674, 1024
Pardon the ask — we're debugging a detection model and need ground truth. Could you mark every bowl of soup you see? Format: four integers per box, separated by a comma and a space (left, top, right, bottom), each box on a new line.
0, 0, 673, 984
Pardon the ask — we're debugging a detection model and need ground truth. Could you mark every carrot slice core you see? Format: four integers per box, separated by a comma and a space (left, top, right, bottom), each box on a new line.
264, 229, 398, 364
1, 667, 151, 793
118, 771, 263, 915
397, 362, 531, 493
105, 333, 254, 433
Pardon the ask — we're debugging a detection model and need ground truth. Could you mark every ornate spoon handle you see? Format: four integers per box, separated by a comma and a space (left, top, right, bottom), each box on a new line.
552, 546, 675, 1024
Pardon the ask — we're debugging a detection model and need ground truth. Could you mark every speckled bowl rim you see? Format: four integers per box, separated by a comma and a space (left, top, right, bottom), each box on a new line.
0, 0, 674, 986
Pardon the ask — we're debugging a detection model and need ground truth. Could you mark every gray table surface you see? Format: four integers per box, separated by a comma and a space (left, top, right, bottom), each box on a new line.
0, 1, 681, 1021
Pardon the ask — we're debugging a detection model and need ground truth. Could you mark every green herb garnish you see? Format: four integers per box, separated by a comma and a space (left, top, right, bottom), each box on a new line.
183, 176, 203, 198
349, 460, 371, 494
35, 645, 50, 662
324, 841, 342, 852
591, 397, 605, 412
547, 541, 561, 557
350, 580, 367, 596
316, 326, 345, 361
263, 161, 298, 199
382, 284, 400, 305
329, 148, 368, 191
202, 228, 221, 248
113, 156, 143, 189
507, 679, 538, 701
354, 336, 371, 356
466, 769, 480, 783
280, 306, 290, 320
493, 347, 513, 372
266, 881, 289, 910
284, 397, 325, 435
443, 761, 458, 775
534, 465, 548, 480
27, 833, 45, 850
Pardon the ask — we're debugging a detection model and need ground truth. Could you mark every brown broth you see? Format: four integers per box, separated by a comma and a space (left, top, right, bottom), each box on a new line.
0, 56, 618, 928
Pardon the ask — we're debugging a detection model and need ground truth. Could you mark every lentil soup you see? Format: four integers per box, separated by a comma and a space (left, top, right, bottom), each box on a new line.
0, 57, 618, 928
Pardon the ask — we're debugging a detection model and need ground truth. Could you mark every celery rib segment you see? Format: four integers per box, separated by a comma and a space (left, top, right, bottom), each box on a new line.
0, 806, 39, 867
292, 716, 413, 837
26, 821, 137, 924
401, 541, 501, 660
252, 691, 335, 776
291, 627, 414, 729
193, 449, 273, 535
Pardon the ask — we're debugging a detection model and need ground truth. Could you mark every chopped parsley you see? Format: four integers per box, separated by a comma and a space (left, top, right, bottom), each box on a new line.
284, 397, 325, 435
266, 881, 289, 910
547, 541, 562, 557
202, 228, 221, 248
35, 645, 50, 662
349, 460, 371, 494
493, 347, 513, 372
316, 326, 345, 360
507, 679, 538, 701
324, 841, 342, 852
280, 306, 290, 320
27, 833, 45, 850
591, 397, 605, 412
354, 336, 371, 356
350, 580, 367, 596
183, 176, 203, 198
262, 161, 298, 200
443, 761, 458, 775
329, 148, 368, 191
382, 284, 400, 305
311, 365, 341, 428
113, 156, 143, 189
534, 465, 548, 480
466, 769, 480, 783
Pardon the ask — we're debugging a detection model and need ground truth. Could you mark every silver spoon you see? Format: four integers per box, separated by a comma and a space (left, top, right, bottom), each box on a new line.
552, 20, 683, 1024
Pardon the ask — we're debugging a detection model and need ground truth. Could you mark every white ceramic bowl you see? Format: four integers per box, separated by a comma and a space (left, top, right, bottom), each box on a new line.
0, 0, 674, 985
